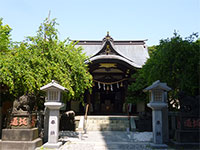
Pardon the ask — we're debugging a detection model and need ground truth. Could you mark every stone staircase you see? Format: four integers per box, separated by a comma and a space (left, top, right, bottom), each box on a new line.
75, 115, 137, 131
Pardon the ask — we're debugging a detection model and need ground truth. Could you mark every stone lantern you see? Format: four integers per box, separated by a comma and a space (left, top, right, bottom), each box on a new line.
144, 80, 171, 148
40, 80, 67, 149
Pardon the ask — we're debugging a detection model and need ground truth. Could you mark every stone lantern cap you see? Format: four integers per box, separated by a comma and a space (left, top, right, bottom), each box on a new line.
143, 80, 171, 92
40, 80, 68, 92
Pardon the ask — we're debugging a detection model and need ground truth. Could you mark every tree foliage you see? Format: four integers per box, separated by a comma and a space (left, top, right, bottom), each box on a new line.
0, 18, 12, 53
147, 45, 158, 57
0, 18, 93, 102
127, 33, 200, 108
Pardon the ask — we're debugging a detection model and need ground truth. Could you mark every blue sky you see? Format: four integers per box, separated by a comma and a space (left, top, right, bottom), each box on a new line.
0, 0, 199, 46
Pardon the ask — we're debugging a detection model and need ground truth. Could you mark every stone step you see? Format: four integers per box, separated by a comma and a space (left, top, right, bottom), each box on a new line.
75, 116, 136, 131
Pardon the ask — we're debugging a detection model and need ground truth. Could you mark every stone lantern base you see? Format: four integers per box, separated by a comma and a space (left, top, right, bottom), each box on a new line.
0, 128, 42, 150
43, 142, 62, 149
149, 143, 168, 148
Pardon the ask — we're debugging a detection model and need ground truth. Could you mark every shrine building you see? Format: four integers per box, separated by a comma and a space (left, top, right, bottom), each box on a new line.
70, 32, 149, 115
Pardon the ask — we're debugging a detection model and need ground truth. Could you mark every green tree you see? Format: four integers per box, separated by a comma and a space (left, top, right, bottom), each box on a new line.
0, 18, 93, 102
147, 45, 158, 57
127, 33, 199, 109
0, 18, 12, 53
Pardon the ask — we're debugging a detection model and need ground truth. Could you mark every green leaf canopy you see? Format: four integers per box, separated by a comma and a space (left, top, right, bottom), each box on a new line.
0, 18, 93, 101
127, 33, 200, 108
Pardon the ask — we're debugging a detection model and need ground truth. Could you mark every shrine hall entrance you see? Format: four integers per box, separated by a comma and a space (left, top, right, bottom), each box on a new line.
75, 33, 149, 115
79, 35, 145, 115
86, 56, 135, 115
91, 89, 125, 115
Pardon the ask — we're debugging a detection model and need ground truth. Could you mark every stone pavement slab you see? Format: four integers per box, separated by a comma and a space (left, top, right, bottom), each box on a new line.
58, 131, 165, 150
36, 131, 180, 150
60, 142, 154, 150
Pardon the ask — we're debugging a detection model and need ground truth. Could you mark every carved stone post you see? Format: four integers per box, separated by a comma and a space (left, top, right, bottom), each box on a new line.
40, 80, 67, 149
44, 107, 49, 143
144, 80, 171, 148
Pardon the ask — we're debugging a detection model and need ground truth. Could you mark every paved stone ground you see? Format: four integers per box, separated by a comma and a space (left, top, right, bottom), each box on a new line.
57, 131, 170, 150
36, 131, 199, 150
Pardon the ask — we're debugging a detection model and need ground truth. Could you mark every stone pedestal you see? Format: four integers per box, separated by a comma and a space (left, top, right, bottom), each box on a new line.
10, 113, 36, 129
144, 80, 171, 148
175, 115, 200, 143
147, 102, 168, 148
40, 80, 67, 149
44, 107, 49, 143
0, 128, 42, 150
43, 102, 64, 149
162, 92, 169, 143
152, 109, 163, 144
175, 130, 200, 143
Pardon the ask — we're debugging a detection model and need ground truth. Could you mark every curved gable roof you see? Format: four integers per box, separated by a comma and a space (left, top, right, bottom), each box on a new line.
74, 34, 149, 68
